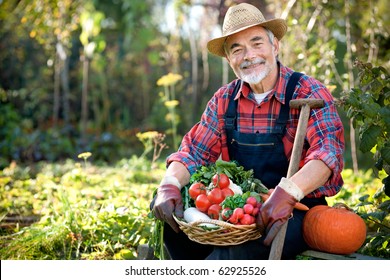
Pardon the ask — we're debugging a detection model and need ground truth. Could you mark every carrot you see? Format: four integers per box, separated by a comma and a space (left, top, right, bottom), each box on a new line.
259, 193, 270, 202
294, 202, 310, 211
259, 190, 309, 211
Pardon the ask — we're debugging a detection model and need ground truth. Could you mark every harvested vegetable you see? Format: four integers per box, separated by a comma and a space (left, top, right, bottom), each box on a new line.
183, 207, 216, 228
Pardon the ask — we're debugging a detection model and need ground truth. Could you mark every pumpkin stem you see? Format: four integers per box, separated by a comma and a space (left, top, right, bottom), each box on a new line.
333, 202, 352, 211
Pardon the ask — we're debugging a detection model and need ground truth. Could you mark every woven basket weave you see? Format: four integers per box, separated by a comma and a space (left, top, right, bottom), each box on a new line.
173, 215, 262, 246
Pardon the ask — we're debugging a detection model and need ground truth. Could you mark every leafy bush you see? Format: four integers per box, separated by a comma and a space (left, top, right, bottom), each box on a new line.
336, 60, 390, 258
0, 156, 160, 259
338, 60, 390, 196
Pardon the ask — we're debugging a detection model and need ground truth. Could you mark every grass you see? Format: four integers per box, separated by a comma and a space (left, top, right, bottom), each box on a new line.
0, 157, 164, 260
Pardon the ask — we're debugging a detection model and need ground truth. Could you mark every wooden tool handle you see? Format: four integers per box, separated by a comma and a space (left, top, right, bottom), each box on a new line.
268, 100, 323, 260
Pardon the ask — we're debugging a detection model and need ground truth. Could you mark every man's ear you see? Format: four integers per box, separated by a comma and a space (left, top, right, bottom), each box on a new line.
272, 37, 280, 56
225, 56, 231, 65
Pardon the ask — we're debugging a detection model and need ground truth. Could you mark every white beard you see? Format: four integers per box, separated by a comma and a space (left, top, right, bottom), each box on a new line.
240, 68, 269, 84
234, 57, 275, 85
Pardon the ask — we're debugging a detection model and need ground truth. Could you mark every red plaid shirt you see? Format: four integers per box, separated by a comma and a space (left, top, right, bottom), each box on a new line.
168, 63, 345, 198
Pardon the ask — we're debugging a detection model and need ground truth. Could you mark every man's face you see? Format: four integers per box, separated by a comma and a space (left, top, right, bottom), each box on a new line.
225, 26, 279, 86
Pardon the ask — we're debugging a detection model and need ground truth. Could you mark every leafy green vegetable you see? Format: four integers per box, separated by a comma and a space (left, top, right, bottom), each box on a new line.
189, 160, 268, 194
220, 192, 251, 210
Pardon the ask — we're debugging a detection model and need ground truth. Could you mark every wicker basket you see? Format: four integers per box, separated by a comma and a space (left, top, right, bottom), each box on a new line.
173, 215, 262, 246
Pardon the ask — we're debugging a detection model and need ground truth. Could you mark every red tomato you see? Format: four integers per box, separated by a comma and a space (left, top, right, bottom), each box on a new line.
207, 204, 222, 219
212, 173, 230, 189
188, 182, 206, 200
218, 174, 230, 189
246, 196, 258, 207
221, 187, 234, 199
233, 207, 244, 220
195, 194, 212, 213
207, 188, 224, 204
243, 203, 254, 215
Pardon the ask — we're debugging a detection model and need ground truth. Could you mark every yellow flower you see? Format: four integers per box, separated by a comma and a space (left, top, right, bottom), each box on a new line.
78, 152, 92, 160
136, 131, 159, 141
327, 85, 337, 93
164, 100, 179, 108
157, 73, 183, 87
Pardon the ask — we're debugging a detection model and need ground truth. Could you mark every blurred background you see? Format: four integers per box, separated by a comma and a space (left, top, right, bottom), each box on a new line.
1, 0, 389, 171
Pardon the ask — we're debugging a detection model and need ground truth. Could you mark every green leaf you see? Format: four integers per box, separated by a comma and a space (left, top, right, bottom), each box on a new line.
358, 194, 370, 202
359, 125, 381, 153
366, 211, 388, 222
362, 101, 381, 119
379, 107, 390, 132
380, 147, 390, 165
377, 200, 390, 211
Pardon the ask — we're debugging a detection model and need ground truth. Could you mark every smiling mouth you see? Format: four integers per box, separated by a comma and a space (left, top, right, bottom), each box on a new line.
242, 62, 264, 70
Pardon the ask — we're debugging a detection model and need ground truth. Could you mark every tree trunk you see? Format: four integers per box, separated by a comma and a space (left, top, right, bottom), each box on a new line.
345, 0, 359, 173
60, 55, 70, 126
53, 52, 61, 127
81, 55, 89, 147
202, 48, 209, 92
185, 15, 199, 125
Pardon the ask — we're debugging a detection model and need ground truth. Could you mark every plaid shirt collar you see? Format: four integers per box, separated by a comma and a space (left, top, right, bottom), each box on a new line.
234, 62, 289, 105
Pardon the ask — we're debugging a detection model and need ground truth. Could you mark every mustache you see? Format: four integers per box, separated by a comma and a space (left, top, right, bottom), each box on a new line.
240, 58, 265, 69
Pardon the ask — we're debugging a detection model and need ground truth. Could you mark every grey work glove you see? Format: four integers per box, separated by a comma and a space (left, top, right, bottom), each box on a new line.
152, 184, 184, 233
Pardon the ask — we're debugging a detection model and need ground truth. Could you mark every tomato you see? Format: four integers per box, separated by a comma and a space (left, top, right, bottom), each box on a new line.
243, 203, 254, 215
207, 188, 224, 204
195, 194, 212, 213
233, 207, 244, 220
221, 187, 234, 199
207, 204, 222, 219
212, 174, 219, 187
212, 173, 230, 189
246, 196, 258, 207
188, 182, 206, 200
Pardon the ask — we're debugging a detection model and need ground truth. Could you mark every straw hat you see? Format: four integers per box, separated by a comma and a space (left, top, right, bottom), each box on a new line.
207, 3, 287, 57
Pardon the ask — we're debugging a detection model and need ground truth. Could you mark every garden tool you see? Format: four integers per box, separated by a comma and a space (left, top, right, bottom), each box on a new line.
268, 98, 325, 260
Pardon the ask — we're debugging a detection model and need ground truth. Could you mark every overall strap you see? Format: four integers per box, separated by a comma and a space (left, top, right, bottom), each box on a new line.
273, 72, 303, 134
224, 80, 241, 131
224, 72, 303, 133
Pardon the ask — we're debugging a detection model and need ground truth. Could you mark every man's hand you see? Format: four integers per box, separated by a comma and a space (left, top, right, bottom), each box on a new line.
152, 184, 184, 233
256, 185, 298, 246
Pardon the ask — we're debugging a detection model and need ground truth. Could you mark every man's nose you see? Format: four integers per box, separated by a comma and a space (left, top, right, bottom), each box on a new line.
243, 47, 257, 61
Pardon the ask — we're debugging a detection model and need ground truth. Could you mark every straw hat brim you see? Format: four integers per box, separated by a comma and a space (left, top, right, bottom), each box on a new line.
207, 18, 287, 57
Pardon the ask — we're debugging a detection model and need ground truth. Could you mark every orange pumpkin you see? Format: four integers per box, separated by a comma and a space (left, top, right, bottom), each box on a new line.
302, 203, 367, 254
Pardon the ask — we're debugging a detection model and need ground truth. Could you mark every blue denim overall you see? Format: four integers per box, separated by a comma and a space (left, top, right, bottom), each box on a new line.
163, 73, 327, 259
224, 73, 302, 189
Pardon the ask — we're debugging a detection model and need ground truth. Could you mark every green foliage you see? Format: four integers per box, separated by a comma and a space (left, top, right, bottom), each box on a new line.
0, 102, 22, 168
336, 59, 390, 258
338, 60, 390, 194
0, 156, 160, 260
